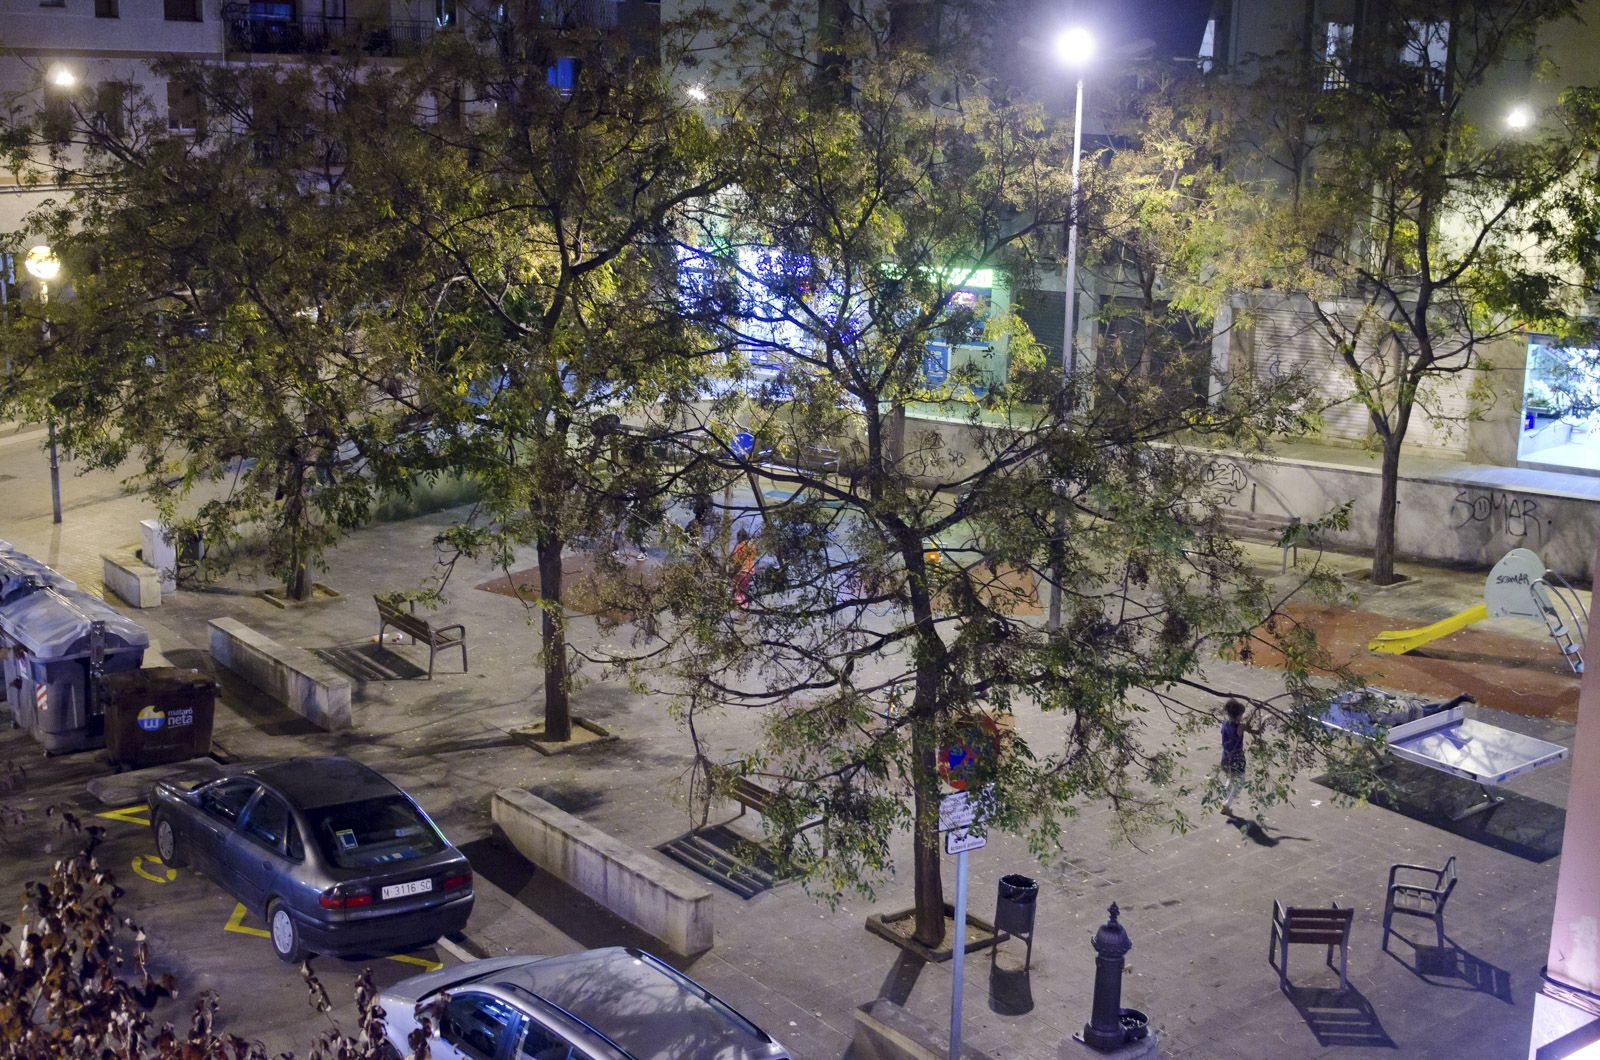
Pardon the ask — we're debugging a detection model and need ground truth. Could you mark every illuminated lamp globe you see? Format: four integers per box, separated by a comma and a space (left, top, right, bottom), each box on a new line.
1053, 27, 1096, 68
47, 65, 76, 89
24, 246, 61, 283
1506, 104, 1533, 130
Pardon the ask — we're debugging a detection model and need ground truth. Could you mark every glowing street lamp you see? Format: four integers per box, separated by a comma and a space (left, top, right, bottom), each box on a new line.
47, 65, 77, 89
1047, 25, 1094, 633
23, 245, 63, 524
1506, 104, 1533, 131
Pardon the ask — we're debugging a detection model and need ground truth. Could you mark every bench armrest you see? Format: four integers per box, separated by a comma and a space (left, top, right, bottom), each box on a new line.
1388, 863, 1444, 890
435, 624, 466, 637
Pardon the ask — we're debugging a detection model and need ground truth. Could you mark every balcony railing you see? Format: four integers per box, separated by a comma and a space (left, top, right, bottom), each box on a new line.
222, 4, 437, 56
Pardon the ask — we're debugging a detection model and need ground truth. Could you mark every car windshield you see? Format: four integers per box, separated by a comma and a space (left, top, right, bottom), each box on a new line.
305, 796, 445, 869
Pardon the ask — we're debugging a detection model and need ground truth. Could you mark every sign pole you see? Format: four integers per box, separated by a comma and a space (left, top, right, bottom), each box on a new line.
949, 846, 968, 1059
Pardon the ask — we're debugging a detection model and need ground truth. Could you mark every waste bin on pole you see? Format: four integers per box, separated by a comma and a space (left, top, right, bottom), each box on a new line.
996, 873, 1039, 970
0, 587, 148, 753
101, 667, 217, 768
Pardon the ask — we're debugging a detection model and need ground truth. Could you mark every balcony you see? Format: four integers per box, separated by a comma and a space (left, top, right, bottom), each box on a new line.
222, 4, 436, 57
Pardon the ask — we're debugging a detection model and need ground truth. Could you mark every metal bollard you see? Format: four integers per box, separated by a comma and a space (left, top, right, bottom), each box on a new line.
1082, 902, 1133, 1051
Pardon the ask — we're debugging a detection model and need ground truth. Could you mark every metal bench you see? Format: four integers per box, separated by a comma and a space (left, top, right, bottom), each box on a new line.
1383, 856, 1457, 951
1269, 900, 1354, 991
374, 594, 467, 678
1219, 508, 1303, 572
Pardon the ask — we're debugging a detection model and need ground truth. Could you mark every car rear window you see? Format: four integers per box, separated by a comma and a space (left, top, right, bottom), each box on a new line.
304, 796, 446, 869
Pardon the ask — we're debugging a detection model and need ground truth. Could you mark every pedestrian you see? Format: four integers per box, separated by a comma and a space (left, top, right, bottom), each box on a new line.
731, 527, 759, 609
1219, 698, 1262, 817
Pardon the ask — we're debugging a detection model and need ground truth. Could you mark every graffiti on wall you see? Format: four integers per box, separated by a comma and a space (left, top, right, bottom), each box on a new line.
1199, 460, 1249, 507
1451, 489, 1550, 543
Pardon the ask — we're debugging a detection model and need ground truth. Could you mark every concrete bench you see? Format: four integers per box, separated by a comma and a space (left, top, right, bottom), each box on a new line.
492, 788, 713, 956
207, 617, 352, 731
102, 551, 161, 609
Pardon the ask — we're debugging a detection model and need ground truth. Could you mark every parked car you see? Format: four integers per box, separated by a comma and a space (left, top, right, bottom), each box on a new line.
379, 948, 791, 1060
148, 756, 472, 963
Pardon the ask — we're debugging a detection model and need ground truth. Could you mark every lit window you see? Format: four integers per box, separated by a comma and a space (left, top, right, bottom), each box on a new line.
1197, 18, 1215, 73
1402, 20, 1450, 98
1322, 22, 1352, 90
547, 57, 577, 93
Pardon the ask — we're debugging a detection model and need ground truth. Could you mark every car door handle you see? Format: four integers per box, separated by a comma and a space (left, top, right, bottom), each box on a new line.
261, 860, 272, 870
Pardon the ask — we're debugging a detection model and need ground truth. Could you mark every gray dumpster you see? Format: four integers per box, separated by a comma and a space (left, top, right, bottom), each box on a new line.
0, 588, 148, 754
0, 546, 76, 721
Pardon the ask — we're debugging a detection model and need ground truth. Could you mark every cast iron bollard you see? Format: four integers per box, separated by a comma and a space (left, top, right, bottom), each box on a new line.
1083, 902, 1133, 1051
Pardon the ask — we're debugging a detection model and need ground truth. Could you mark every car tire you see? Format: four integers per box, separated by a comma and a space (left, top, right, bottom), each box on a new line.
268, 900, 306, 963
153, 815, 186, 868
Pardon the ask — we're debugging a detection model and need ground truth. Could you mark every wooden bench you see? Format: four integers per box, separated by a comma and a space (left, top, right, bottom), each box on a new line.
1269, 900, 1354, 991
375, 594, 467, 678
1219, 508, 1304, 572
729, 775, 828, 854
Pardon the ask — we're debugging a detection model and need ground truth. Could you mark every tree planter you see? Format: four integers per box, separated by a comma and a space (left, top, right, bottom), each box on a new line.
865, 903, 1008, 963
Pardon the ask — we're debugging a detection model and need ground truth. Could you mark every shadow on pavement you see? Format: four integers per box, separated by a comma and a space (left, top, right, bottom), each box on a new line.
1282, 983, 1395, 1048
1224, 814, 1313, 847
1314, 762, 1564, 863
316, 642, 428, 683
988, 952, 1033, 1015
878, 949, 927, 1007
1385, 936, 1514, 1002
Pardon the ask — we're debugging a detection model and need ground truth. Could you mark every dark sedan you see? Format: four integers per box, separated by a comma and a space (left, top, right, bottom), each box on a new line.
148, 757, 473, 963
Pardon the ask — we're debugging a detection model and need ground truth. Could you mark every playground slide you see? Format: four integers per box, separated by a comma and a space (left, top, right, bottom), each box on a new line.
1367, 602, 1489, 656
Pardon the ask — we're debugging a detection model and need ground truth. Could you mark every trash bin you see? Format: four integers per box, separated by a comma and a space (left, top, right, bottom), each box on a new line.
101, 667, 217, 768
0, 588, 149, 754
0, 550, 76, 722
996, 873, 1039, 936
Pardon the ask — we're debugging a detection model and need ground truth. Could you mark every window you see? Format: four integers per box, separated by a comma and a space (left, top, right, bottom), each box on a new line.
521, 1020, 581, 1059
1519, 342, 1600, 473
442, 995, 520, 1060
1401, 20, 1450, 98
1322, 22, 1353, 89
547, 57, 577, 94
304, 796, 446, 869
240, 793, 291, 853
164, 0, 201, 20
95, 0, 119, 16
92, 81, 128, 138
435, 0, 455, 26
1197, 18, 1215, 74
167, 80, 201, 131
199, 779, 258, 824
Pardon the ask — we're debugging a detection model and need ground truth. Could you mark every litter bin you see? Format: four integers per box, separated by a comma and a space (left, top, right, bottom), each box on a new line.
996, 873, 1039, 935
101, 667, 217, 768
0, 588, 149, 754
0, 546, 77, 723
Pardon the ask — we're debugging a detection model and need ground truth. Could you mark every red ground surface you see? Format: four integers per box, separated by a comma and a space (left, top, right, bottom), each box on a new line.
1263, 603, 1582, 722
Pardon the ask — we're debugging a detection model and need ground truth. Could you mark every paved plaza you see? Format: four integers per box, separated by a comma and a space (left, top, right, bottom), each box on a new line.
0, 430, 1586, 1059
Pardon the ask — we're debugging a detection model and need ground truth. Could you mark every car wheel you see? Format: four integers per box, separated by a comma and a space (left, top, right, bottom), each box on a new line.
154, 815, 186, 868
268, 900, 305, 963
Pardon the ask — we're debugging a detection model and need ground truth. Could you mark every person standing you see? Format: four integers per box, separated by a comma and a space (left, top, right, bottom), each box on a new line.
731, 528, 759, 609
1219, 698, 1262, 817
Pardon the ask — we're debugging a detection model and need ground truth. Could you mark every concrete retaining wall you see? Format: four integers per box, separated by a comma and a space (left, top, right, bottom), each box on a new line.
102, 552, 161, 609
491, 788, 713, 956
851, 1000, 997, 1060
207, 617, 352, 730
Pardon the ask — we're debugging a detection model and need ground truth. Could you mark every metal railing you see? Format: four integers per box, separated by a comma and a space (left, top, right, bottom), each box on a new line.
222, 4, 437, 56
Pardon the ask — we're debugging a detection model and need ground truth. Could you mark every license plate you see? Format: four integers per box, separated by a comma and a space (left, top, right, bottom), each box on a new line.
381, 878, 433, 901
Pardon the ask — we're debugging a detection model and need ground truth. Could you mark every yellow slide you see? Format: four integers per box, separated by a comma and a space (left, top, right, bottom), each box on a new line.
1367, 603, 1489, 656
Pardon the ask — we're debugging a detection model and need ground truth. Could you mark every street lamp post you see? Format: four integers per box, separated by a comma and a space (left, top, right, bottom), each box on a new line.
1047, 26, 1094, 633
23, 245, 63, 524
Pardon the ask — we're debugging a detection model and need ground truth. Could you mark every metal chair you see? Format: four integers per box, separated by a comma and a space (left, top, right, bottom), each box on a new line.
1383, 856, 1457, 951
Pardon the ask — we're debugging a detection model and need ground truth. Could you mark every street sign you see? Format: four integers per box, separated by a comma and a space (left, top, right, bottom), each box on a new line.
938, 791, 974, 831
944, 827, 986, 855
730, 432, 756, 459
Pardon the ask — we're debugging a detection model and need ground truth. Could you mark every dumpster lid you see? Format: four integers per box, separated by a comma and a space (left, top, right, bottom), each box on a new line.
100, 666, 217, 694
0, 553, 76, 601
0, 588, 150, 657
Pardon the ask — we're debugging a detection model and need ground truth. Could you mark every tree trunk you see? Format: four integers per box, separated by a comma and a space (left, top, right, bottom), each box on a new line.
289, 561, 313, 602
1372, 436, 1403, 586
911, 719, 945, 947
537, 531, 571, 740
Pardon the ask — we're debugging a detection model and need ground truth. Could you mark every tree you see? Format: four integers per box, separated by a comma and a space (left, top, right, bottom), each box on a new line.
0, 60, 421, 600
340, 5, 732, 741
633, 26, 1338, 950
1228, 2, 1587, 584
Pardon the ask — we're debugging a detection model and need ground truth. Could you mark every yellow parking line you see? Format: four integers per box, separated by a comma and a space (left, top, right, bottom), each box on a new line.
224, 902, 271, 938
223, 904, 445, 970
131, 855, 177, 884
97, 804, 150, 827
387, 954, 444, 972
